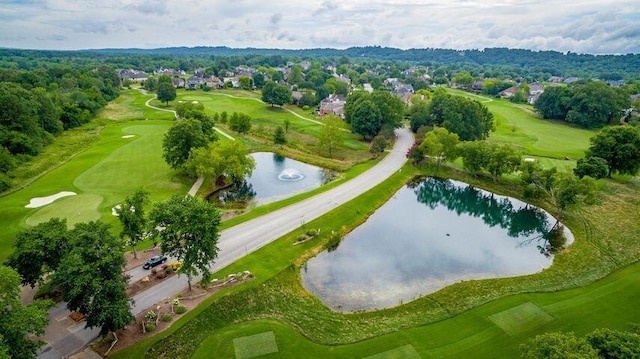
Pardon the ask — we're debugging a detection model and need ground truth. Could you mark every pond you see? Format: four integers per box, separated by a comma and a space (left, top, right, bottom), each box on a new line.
301, 177, 573, 312
213, 152, 333, 206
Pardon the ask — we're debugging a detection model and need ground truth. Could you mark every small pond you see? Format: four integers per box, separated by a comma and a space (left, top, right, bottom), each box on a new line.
301, 177, 573, 312
213, 152, 333, 206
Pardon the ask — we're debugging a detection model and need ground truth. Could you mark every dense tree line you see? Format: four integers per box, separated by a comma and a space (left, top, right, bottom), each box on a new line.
534, 81, 630, 128
0, 66, 120, 190
410, 89, 494, 141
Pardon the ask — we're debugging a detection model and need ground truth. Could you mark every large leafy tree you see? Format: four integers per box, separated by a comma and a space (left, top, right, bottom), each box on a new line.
261, 81, 292, 107
566, 81, 628, 128
53, 221, 133, 337
156, 81, 176, 106
185, 140, 255, 186
149, 195, 222, 290
116, 188, 150, 259
162, 118, 217, 169
0, 266, 52, 359
228, 112, 252, 133
6, 218, 69, 287
585, 125, 640, 177
534, 86, 572, 120
371, 91, 405, 128
419, 127, 460, 169
349, 99, 382, 139
317, 115, 345, 158
427, 89, 494, 141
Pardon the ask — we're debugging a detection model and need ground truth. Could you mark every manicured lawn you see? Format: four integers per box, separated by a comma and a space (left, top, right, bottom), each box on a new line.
0, 89, 186, 262
445, 88, 595, 160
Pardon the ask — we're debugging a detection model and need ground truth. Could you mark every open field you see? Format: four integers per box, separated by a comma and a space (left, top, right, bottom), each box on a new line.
445, 88, 595, 161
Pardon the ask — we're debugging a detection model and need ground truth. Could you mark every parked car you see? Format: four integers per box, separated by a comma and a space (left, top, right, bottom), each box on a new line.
142, 255, 168, 269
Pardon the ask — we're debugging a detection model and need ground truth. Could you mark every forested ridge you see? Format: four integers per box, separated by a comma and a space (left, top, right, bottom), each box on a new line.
2, 46, 639, 80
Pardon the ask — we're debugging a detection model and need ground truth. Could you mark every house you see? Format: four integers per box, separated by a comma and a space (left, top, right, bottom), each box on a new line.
154, 68, 185, 76
563, 77, 580, 84
291, 91, 304, 105
335, 74, 351, 85
363, 83, 374, 93
392, 84, 414, 104
499, 86, 519, 98
186, 76, 204, 90
299, 61, 311, 71
471, 81, 484, 92
606, 80, 625, 87
529, 82, 544, 95
172, 77, 186, 88
318, 94, 346, 118
204, 76, 224, 89
118, 69, 147, 82
548, 76, 563, 83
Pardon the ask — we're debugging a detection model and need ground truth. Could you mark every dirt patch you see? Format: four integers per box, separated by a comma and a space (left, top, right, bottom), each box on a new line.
92, 272, 254, 356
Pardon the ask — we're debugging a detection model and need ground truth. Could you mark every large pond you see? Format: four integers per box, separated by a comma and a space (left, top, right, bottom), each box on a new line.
301, 177, 573, 312
213, 152, 332, 206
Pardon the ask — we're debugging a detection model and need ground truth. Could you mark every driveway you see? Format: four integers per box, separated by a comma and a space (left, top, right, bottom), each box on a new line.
38, 127, 414, 358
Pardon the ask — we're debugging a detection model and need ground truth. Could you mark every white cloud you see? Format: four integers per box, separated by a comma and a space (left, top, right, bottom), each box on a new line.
0, 0, 637, 54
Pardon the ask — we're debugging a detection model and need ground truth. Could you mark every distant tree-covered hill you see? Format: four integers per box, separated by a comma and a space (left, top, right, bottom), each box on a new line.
1, 46, 639, 80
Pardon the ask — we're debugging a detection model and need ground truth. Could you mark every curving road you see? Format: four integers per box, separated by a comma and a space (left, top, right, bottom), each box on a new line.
39, 125, 414, 358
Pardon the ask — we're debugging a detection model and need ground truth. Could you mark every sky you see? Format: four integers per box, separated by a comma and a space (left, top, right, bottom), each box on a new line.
0, 0, 639, 55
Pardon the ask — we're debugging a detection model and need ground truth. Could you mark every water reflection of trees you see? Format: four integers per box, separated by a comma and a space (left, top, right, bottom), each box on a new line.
208, 180, 256, 206
409, 177, 565, 255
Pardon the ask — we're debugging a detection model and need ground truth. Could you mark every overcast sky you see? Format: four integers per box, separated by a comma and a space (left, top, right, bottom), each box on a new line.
1, 0, 638, 54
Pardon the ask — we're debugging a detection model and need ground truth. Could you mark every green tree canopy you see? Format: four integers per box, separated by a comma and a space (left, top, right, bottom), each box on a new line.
228, 112, 252, 133
150, 195, 222, 290
185, 140, 255, 186
53, 221, 133, 336
273, 126, 286, 145
585, 125, 640, 177
261, 81, 292, 107
521, 332, 599, 359
349, 99, 382, 139
427, 89, 494, 141
116, 188, 150, 259
419, 127, 460, 169
156, 81, 176, 105
162, 118, 217, 170
317, 115, 345, 158
0, 266, 52, 359
7, 218, 69, 287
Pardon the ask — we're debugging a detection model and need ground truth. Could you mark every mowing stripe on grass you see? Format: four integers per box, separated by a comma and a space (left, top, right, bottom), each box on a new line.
488, 302, 554, 336
233, 331, 278, 359
362, 344, 422, 359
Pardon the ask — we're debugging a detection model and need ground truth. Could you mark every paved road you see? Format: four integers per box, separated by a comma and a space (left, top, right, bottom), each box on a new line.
38, 127, 414, 358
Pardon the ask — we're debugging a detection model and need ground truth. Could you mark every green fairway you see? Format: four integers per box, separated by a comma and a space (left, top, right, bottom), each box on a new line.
183, 259, 640, 359
445, 88, 594, 160
25, 193, 102, 228
0, 89, 187, 262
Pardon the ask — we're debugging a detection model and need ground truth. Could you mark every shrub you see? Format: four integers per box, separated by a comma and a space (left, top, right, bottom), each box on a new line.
162, 314, 172, 322
156, 271, 167, 279
145, 323, 156, 332
296, 234, 307, 242
306, 229, 318, 237
150, 268, 157, 275
302, 105, 310, 111
176, 306, 187, 314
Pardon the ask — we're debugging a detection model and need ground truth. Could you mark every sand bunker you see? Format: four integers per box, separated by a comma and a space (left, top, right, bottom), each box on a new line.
122, 135, 135, 139
26, 192, 77, 208
192, 100, 199, 104
112, 204, 122, 216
